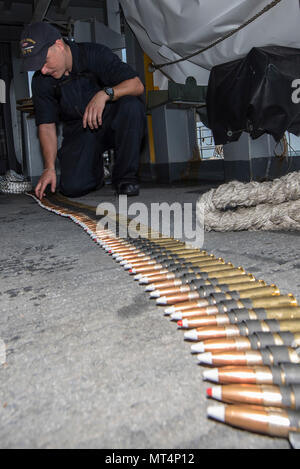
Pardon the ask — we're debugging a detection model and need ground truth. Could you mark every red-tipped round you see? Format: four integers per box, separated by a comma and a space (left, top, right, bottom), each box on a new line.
206, 388, 212, 397
177, 320, 183, 327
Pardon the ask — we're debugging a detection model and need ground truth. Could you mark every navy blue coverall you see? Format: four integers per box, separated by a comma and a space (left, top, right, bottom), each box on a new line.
32, 41, 145, 197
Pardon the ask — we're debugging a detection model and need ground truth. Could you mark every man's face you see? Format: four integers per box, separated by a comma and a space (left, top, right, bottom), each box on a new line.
41, 40, 67, 79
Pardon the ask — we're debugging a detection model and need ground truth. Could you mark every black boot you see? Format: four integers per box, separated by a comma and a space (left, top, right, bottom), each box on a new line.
115, 182, 140, 196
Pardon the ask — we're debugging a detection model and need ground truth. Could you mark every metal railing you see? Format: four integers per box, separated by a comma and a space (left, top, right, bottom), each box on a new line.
196, 122, 224, 160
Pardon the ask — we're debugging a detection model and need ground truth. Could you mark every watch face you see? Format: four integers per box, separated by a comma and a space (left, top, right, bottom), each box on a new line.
105, 87, 114, 99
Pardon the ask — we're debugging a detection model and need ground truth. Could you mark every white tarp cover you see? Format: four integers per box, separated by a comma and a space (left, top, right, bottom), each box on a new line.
120, 0, 300, 87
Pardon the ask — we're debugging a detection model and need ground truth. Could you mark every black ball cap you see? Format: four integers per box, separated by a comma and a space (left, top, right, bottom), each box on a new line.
20, 22, 62, 72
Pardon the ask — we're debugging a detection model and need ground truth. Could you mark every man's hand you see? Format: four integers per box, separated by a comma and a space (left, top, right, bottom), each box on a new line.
83, 90, 110, 130
35, 168, 56, 200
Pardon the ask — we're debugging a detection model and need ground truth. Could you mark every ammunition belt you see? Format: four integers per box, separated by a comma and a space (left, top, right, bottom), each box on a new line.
28, 192, 300, 448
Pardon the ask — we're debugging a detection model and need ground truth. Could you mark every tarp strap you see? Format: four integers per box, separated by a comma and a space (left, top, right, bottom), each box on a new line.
151, 0, 284, 71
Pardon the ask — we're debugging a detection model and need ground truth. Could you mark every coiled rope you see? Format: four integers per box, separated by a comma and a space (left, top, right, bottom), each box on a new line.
196, 171, 300, 231
0, 170, 32, 194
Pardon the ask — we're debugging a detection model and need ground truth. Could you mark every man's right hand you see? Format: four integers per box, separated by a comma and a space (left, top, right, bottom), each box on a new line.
35, 168, 57, 200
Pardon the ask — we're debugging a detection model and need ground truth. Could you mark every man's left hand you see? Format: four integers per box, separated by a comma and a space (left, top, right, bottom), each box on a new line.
83, 90, 110, 130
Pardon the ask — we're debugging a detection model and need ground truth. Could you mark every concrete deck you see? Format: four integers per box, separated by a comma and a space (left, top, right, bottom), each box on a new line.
0, 183, 299, 449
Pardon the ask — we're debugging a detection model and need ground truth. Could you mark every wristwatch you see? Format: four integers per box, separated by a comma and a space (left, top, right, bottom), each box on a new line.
103, 87, 114, 101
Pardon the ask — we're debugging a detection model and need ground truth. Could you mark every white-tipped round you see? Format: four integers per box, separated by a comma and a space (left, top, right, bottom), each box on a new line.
156, 296, 168, 305
164, 306, 176, 315
210, 386, 222, 401
138, 276, 148, 283
145, 285, 155, 292
112, 253, 119, 258
119, 259, 127, 265
197, 352, 213, 364
191, 342, 205, 353
206, 404, 226, 422
202, 368, 219, 383
184, 330, 199, 341
170, 312, 182, 321
150, 291, 160, 298
123, 264, 132, 270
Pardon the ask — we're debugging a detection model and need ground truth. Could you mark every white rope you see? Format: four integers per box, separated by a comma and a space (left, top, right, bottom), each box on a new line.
0, 170, 32, 194
196, 170, 300, 231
